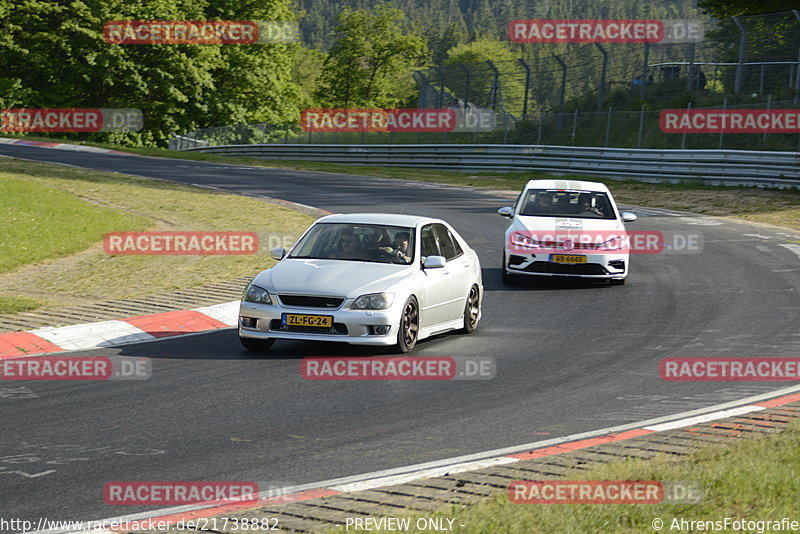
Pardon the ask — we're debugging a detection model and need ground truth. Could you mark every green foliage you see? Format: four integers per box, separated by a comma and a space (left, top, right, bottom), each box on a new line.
699, 0, 799, 17
315, 4, 428, 107
0, 0, 302, 146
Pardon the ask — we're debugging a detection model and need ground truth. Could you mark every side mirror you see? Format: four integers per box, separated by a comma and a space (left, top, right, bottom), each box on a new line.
423, 255, 446, 269
271, 247, 286, 260
497, 206, 514, 218
621, 212, 637, 223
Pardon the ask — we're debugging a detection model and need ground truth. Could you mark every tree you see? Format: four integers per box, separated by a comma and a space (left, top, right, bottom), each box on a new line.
315, 4, 428, 108
699, 0, 798, 17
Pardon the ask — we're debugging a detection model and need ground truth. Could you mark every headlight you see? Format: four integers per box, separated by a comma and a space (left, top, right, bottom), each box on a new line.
243, 283, 273, 304
350, 293, 394, 310
598, 236, 625, 251
511, 232, 539, 249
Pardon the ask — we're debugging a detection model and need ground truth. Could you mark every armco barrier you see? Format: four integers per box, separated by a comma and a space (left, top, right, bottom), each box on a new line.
181, 144, 800, 188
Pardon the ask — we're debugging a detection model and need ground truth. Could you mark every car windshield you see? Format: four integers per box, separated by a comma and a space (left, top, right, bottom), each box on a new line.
518, 189, 617, 219
289, 223, 415, 264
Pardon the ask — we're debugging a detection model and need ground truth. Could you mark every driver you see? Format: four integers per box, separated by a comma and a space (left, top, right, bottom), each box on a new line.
362, 229, 393, 260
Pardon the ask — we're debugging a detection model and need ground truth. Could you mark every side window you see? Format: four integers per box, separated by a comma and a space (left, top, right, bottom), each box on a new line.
420, 225, 439, 259
433, 224, 460, 260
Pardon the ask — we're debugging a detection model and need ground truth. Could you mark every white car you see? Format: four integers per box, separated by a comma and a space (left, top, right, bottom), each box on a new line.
499, 179, 637, 285
239, 213, 483, 353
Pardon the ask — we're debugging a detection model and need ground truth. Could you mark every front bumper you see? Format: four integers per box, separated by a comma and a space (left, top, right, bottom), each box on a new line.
505, 251, 628, 279
238, 300, 401, 346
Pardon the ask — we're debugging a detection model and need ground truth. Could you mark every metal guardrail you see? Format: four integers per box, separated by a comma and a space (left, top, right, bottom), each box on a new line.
182, 144, 800, 188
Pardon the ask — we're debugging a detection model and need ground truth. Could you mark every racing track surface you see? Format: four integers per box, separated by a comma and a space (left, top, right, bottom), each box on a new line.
1, 144, 799, 523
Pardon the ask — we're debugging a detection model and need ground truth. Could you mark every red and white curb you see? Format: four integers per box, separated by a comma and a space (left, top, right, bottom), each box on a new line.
0, 137, 133, 155
0, 302, 239, 359
34, 386, 800, 534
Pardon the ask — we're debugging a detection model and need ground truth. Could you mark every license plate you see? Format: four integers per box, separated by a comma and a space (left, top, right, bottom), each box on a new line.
552, 254, 587, 264
282, 313, 333, 328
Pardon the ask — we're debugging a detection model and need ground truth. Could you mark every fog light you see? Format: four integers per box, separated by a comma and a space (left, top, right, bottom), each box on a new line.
240, 317, 257, 328
374, 325, 391, 335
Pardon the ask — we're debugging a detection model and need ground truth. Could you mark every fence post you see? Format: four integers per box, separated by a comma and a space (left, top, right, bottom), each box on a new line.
518, 58, 531, 119
641, 42, 650, 100
486, 60, 500, 111
732, 17, 746, 94
435, 66, 446, 108
759, 64, 765, 95
555, 55, 567, 128
571, 109, 579, 144
605, 106, 613, 146
681, 101, 691, 150
537, 111, 545, 144
260, 123, 267, 144
595, 44, 608, 111
762, 94, 771, 149
637, 104, 645, 148
686, 42, 696, 92
459, 64, 471, 109
794, 11, 800, 100
719, 98, 727, 149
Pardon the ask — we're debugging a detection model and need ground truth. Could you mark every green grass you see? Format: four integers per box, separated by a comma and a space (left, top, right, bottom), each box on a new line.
0, 158, 315, 312
0, 296, 42, 314
0, 174, 149, 273
336, 422, 800, 533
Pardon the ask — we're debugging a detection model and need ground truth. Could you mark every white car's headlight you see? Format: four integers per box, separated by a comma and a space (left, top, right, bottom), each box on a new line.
510, 232, 539, 249
350, 293, 394, 310
598, 236, 624, 251
243, 283, 273, 305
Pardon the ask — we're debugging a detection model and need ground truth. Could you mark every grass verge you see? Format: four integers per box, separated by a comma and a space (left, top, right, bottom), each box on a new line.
337, 421, 800, 533
4, 134, 800, 232
0, 158, 315, 312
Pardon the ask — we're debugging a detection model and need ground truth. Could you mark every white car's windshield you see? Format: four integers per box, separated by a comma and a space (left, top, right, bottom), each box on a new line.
289, 223, 415, 264
518, 189, 617, 219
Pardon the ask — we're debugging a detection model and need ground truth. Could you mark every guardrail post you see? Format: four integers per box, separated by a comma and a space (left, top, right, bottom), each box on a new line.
719, 98, 727, 149
637, 104, 645, 149
555, 55, 567, 128
518, 58, 531, 119
732, 17, 746, 94
605, 107, 613, 146
595, 44, 608, 111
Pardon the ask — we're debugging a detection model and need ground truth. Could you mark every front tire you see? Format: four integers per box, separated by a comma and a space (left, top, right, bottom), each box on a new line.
392, 296, 419, 354
502, 250, 519, 285
460, 285, 480, 334
239, 336, 275, 352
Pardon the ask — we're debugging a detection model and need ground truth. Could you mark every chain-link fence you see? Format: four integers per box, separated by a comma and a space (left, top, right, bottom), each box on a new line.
171, 11, 800, 152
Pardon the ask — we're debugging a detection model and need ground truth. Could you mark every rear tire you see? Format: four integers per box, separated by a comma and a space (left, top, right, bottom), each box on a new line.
239, 336, 275, 352
460, 285, 480, 334
391, 296, 419, 354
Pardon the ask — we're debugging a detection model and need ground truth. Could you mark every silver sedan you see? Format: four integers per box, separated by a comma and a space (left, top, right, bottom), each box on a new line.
238, 213, 483, 353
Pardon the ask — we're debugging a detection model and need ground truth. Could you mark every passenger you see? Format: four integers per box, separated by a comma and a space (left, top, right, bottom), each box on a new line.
578, 193, 602, 216
390, 231, 412, 263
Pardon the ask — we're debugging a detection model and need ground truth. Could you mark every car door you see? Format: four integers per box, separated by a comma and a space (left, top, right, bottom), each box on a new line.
418, 224, 451, 328
432, 224, 472, 319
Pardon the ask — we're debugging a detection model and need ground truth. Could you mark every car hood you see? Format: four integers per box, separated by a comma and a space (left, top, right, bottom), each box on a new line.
253, 259, 414, 297
511, 215, 624, 234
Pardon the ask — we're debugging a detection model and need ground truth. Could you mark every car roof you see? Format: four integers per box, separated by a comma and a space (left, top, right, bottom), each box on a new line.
316, 213, 443, 227
523, 179, 611, 193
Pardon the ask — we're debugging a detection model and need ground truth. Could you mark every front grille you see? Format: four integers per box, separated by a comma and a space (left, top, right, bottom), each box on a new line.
269, 319, 348, 335
537, 240, 601, 250
521, 262, 609, 275
278, 295, 344, 308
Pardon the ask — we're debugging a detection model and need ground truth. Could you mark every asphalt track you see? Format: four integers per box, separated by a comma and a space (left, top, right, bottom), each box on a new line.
1, 144, 799, 524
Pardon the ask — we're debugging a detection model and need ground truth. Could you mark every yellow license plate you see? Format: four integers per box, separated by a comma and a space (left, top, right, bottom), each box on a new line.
552, 255, 587, 264
283, 314, 333, 328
